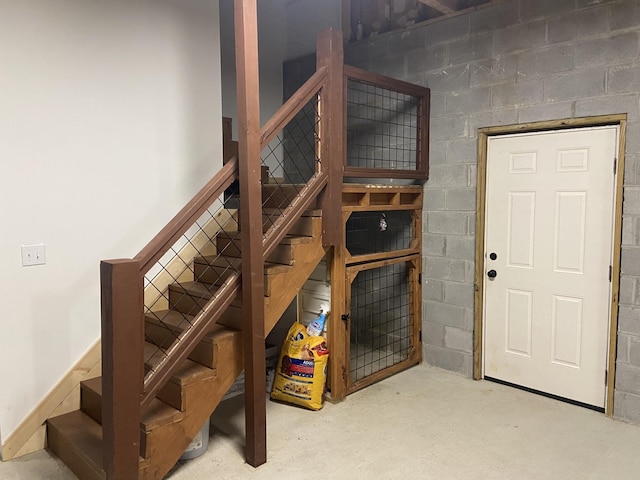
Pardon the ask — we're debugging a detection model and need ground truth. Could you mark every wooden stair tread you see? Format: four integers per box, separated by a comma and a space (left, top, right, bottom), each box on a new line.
168, 280, 216, 299
82, 376, 102, 394
141, 397, 185, 432
145, 309, 238, 342
48, 411, 105, 480
195, 255, 291, 275
81, 377, 184, 431
262, 207, 322, 217
143, 342, 216, 386
217, 230, 314, 245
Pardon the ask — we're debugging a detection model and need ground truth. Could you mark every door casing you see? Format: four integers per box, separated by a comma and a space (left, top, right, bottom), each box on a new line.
473, 115, 627, 416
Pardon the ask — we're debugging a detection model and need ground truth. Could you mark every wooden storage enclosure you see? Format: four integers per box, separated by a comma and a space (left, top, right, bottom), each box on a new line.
330, 184, 423, 396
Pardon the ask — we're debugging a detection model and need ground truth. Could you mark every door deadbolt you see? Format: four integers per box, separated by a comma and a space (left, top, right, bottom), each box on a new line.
489, 252, 497, 260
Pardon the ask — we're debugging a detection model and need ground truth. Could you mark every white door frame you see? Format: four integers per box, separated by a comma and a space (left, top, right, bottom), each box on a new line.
473, 115, 627, 416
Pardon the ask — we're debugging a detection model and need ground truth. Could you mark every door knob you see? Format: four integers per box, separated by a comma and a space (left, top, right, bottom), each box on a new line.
487, 269, 497, 278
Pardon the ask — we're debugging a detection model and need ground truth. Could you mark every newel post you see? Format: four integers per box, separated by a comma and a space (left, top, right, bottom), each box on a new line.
101, 259, 143, 480
234, 0, 267, 468
317, 28, 345, 248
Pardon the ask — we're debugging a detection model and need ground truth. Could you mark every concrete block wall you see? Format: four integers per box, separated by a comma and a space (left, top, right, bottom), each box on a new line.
345, 0, 640, 423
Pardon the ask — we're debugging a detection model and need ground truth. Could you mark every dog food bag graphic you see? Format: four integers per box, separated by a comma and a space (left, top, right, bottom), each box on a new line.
270, 321, 329, 410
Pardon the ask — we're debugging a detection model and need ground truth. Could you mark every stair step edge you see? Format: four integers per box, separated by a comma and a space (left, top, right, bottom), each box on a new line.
47, 411, 106, 480
80, 378, 185, 431
145, 310, 237, 345
218, 231, 314, 244
144, 342, 217, 386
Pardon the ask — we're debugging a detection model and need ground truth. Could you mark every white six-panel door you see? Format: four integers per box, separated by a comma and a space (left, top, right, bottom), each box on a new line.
483, 126, 618, 408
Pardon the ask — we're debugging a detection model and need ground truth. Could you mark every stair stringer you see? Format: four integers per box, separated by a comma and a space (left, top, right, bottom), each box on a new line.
144, 231, 328, 479
140, 331, 242, 480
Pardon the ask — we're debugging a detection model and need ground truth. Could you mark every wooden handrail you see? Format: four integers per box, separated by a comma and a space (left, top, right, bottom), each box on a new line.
260, 66, 328, 149
135, 156, 238, 273
344, 64, 429, 97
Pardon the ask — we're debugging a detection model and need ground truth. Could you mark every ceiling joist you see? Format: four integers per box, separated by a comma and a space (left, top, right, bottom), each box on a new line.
417, 0, 456, 15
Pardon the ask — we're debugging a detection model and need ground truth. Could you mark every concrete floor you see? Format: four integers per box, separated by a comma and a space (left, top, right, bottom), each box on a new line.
3, 364, 640, 479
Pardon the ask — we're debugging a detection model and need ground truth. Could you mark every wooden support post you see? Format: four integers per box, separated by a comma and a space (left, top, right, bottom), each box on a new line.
317, 28, 345, 248
101, 259, 143, 480
234, 0, 267, 467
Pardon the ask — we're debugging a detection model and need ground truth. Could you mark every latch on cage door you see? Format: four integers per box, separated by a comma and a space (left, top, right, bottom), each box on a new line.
341, 313, 350, 323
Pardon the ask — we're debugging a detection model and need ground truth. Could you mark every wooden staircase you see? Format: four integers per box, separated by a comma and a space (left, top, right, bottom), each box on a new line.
47, 197, 327, 479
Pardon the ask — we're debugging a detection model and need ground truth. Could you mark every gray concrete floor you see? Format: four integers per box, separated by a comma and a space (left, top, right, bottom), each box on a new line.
3, 364, 640, 479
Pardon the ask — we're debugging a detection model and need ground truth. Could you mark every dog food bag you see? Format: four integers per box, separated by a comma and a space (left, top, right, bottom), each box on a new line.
270, 321, 329, 410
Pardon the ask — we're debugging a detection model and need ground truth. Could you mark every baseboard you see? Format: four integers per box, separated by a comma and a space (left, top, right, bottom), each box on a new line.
1, 340, 101, 461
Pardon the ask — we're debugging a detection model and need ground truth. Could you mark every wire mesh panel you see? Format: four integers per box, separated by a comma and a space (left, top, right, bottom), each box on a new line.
260, 94, 321, 231
346, 210, 413, 256
346, 78, 419, 171
142, 195, 241, 381
142, 94, 322, 382
349, 260, 413, 384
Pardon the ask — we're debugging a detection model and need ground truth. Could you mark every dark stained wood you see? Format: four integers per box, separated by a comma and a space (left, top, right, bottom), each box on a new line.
100, 259, 143, 480
141, 275, 240, 409
343, 167, 429, 179
317, 29, 345, 248
345, 248, 420, 266
234, 0, 267, 468
135, 157, 238, 273
48, 411, 106, 480
262, 173, 328, 260
344, 64, 431, 97
327, 240, 348, 402
418, 88, 431, 178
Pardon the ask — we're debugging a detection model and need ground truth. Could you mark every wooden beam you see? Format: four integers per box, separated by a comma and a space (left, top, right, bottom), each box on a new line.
418, 0, 456, 14
234, 0, 267, 468
101, 259, 143, 480
317, 28, 344, 248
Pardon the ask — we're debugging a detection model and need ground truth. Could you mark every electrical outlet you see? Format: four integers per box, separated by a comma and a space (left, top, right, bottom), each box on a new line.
21, 244, 46, 266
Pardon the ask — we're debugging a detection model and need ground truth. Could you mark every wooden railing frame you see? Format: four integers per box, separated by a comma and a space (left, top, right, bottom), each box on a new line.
100, 15, 427, 477
317, 28, 345, 248
135, 157, 238, 273
260, 66, 328, 148
234, 0, 267, 468
343, 65, 430, 180
101, 259, 143, 480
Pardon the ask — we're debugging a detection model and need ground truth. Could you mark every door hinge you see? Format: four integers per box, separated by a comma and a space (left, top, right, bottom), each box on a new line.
609, 265, 612, 282
418, 273, 422, 284
419, 330, 422, 342
614, 157, 617, 174
605, 369, 608, 386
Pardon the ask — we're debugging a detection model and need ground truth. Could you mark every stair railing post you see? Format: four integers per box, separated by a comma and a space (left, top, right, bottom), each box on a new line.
234, 0, 267, 467
317, 28, 345, 248
101, 259, 143, 480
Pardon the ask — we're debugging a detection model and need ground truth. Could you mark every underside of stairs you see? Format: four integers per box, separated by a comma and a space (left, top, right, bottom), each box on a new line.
47, 205, 327, 480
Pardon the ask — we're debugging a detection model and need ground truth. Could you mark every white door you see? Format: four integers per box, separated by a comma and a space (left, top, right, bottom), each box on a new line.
483, 126, 618, 408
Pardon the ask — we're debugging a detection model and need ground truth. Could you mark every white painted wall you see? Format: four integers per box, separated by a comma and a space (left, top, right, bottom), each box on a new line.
0, 0, 222, 443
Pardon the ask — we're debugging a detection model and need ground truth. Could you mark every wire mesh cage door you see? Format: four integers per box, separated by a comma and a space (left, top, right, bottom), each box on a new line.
345, 254, 421, 394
